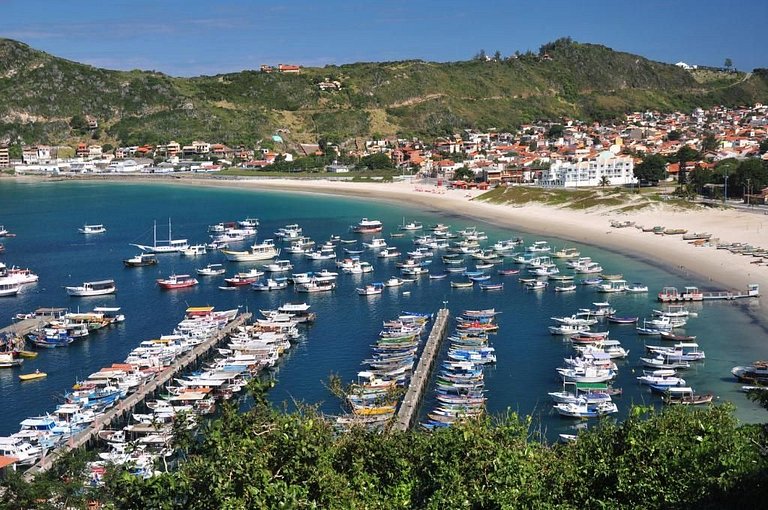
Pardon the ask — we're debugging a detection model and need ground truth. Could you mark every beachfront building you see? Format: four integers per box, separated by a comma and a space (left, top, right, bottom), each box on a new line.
538, 152, 636, 187
0, 146, 9, 168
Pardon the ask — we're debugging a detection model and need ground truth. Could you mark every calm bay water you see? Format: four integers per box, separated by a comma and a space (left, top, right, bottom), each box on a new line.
1, 179, 767, 439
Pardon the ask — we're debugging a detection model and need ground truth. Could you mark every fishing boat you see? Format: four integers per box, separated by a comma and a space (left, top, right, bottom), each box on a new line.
123, 252, 158, 267
399, 219, 423, 231
497, 268, 520, 276
595, 280, 625, 294
131, 219, 189, 254
555, 284, 577, 292
606, 315, 639, 324
262, 260, 293, 273
479, 282, 503, 291
224, 269, 264, 286
363, 238, 388, 249
659, 331, 697, 342
553, 247, 580, 259
156, 274, 198, 289
661, 386, 714, 405
182, 244, 207, 256
222, 239, 280, 262
493, 239, 523, 251
79, 224, 106, 234
197, 263, 226, 276
65, 279, 116, 297
357, 282, 385, 295
553, 400, 618, 418
296, 279, 336, 293
429, 273, 448, 280
526, 241, 551, 253
274, 224, 303, 239
0, 352, 23, 368
384, 277, 405, 287
626, 282, 649, 293
731, 361, 768, 383
451, 281, 474, 288
352, 218, 383, 233
19, 371, 47, 381
525, 280, 548, 290
251, 278, 289, 291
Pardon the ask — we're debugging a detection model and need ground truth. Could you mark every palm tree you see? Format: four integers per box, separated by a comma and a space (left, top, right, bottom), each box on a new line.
599, 176, 611, 188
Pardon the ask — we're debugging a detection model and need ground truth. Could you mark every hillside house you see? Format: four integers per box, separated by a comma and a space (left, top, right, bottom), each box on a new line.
278, 64, 301, 74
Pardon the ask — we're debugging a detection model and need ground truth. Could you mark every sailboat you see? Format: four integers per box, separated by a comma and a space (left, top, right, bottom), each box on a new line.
131, 219, 189, 254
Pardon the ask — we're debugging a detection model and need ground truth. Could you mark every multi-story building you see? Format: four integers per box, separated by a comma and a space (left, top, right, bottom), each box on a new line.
539, 152, 636, 187
0, 146, 9, 168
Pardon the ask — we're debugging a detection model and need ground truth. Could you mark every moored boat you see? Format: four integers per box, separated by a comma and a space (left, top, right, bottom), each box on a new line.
79, 224, 106, 234
65, 279, 116, 297
352, 218, 383, 233
222, 240, 279, 262
123, 253, 158, 267
156, 274, 198, 289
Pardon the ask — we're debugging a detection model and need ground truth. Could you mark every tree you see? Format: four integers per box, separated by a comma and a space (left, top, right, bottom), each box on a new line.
598, 176, 610, 188
357, 152, 393, 171
701, 133, 719, 153
732, 158, 768, 197
674, 146, 699, 185
634, 154, 667, 183
759, 139, 768, 154
493, 50, 502, 61
474, 49, 487, 61
724, 57, 733, 70
453, 166, 475, 182
547, 124, 565, 140
666, 130, 681, 141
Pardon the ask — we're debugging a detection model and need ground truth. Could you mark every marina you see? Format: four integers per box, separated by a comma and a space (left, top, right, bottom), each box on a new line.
1, 180, 767, 458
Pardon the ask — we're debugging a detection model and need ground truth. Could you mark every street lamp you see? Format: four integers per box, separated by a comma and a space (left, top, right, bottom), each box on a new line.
723, 173, 729, 204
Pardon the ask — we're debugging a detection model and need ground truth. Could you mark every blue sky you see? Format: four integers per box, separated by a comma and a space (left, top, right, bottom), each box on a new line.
2, 0, 766, 77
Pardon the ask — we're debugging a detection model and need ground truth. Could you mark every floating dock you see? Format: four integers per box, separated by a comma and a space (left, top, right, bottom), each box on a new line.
392, 307, 450, 432
23, 312, 251, 479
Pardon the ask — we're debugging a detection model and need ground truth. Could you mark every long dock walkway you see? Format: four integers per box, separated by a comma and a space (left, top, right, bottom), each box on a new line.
392, 307, 450, 432
24, 312, 251, 479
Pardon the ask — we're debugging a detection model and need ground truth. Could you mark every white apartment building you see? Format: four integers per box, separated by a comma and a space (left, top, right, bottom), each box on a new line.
538, 152, 636, 187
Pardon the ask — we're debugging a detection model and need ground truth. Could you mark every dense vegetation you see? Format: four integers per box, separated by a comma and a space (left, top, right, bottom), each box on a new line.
2, 38, 768, 149
3, 382, 767, 509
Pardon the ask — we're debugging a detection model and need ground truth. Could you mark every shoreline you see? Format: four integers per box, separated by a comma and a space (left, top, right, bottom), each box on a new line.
7, 174, 768, 311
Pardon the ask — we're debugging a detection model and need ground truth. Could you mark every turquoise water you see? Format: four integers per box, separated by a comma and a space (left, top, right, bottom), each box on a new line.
0, 179, 766, 439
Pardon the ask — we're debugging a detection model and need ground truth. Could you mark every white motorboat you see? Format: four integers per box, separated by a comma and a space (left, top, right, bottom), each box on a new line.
123, 253, 158, 267
79, 224, 106, 234
197, 264, 226, 276
0, 277, 22, 297
66, 279, 117, 297
363, 238, 388, 249
252, 278, 289, 291
222, 239, 280, 261
262, 260, 293, 272
182, 244, 207, 256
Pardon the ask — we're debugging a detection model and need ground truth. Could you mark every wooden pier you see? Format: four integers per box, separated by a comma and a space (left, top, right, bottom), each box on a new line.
392, 307, 450, 432
23, 312, 250, 479
1, 308, 69, 338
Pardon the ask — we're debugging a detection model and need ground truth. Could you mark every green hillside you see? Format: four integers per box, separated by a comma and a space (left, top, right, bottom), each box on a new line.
1, 37, 767, 149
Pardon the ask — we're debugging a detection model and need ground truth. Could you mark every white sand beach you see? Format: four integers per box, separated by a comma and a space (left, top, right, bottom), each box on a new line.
156, 176, 767, 307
